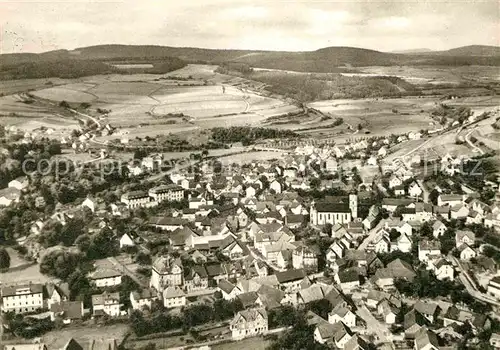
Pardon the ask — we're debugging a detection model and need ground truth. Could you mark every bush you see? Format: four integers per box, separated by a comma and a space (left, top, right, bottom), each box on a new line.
0, 248, 10, 269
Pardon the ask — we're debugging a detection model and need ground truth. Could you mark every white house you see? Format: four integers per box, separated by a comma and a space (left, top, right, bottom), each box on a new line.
92, 291, 122, 317
119, 233, 135, 248
163, 286, 186, 308
1, 284, 44, 313
408, 182, 423, 198
328, 305, 356, 328
89, 268, 122, 288
130, 289, 156, 310
230, 308, 268, 340
418, 240, 441, 263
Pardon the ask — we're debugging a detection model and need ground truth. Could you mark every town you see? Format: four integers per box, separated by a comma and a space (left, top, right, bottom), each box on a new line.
1, 2, 500, 350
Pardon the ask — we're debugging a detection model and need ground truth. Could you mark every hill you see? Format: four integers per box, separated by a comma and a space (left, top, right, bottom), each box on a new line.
1, 44, 499, 80
440, 45, 500, 57
391, 48, 434, 54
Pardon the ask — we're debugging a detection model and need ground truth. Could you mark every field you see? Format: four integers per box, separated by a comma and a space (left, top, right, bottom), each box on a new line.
22, 65, 301, 139
213, 337, 271, 350
307, 97, 436, 138
0, 263, 54, 285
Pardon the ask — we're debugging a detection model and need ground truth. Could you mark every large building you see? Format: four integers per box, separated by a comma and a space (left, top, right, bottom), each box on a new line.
1, 283, 44, 313
150, 256, 183, 292
310, 194, 357, 226
148, 184, 184, 202
120, 191, 151, 209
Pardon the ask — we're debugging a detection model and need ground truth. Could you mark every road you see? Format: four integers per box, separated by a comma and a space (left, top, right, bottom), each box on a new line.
451, 257, 500, 307
107, 257, 147, 288
417, 179, 430, 203
356, 306, 390, 344
465, 127, 485, 155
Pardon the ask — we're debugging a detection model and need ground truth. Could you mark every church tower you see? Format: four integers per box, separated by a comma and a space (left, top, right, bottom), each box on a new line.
349, 194, 358, 219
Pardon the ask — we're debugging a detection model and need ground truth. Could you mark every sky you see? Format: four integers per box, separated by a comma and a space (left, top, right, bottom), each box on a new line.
0, 0, 498, 54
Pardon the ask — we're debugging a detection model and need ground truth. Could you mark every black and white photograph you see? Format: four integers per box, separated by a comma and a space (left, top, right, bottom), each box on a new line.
0, 1, 499, 349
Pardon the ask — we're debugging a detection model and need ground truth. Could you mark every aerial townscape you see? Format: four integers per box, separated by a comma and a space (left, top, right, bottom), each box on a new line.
1, 2, 500, 350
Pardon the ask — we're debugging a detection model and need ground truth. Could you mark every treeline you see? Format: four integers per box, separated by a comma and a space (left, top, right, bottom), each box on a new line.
0, 57, 186, 80
130, 298, 243, 337
210, 126, 300, 145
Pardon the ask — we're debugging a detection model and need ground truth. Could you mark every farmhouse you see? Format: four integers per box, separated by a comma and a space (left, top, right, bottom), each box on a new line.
230, 308, 268, 340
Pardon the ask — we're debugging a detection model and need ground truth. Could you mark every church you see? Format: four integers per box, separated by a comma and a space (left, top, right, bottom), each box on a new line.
310, 194, 358, 226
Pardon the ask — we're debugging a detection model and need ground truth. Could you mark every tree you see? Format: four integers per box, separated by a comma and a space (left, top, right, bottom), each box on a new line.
59, 100, 70, 108
0, 248, 10, 269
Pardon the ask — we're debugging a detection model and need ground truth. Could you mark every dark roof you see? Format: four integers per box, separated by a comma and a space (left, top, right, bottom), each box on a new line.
338, 269, 359, 283
63, 338, 84, 350
276, 268, 307, 283
2, 283, 44, 297
315, 202, 350, 213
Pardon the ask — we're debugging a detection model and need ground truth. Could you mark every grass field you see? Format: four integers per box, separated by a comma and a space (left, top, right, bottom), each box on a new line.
212, 337, 271, 350
307, 97, 436, 137
0, 263, 54, 285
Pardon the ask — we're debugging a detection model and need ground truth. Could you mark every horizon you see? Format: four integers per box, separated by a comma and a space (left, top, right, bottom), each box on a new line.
3, 42, 500, 57
0, 0, 498, 55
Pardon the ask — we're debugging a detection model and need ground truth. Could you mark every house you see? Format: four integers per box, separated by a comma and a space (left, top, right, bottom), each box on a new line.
130, 289, 156, 310
292, 245, 318, 271
377, 299, 399, 324
432, 221, 447, 238
310, 195, 357, 226
81, 197, 95, 213
458, 244, 476, 260
8, 176, 29, 190
1, 283, 44, 313
451, 204, 469, 219
119, 233, 135, 248
184, 265, 209, 293
432, 259, 454, 280
418, 240, 441, 263
394, 233, 412, 253
414, 301, 441, 323
438, 194, 463, 207
269, 180, 283, 194
404, 309, 429, 339
218, 280, 243, 300
487, 276, 500, 300
343, 335, 370, 350
0, 187, 21, 206
4, 345, 47, 350
50, 300, 84, 324
89, 268, 122, 287
328, 304, 356, 328
408, 181, 423, 198
92, 291, 121, 317
336, 269, 360, 292
230, 308, 268, 340
366, 290, 390, 309
374, 235, 390, 254
163, 286, 186, 308
373, 259, 416, 290
414, 328, 440, 350
276, 268, 307, 293
455, 230, 475, 248
150, 256, 183, 291
45, 282, 67, 309
314, 321, 353, 348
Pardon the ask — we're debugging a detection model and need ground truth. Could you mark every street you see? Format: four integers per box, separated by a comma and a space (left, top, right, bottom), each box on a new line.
355, 306, 391, 344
